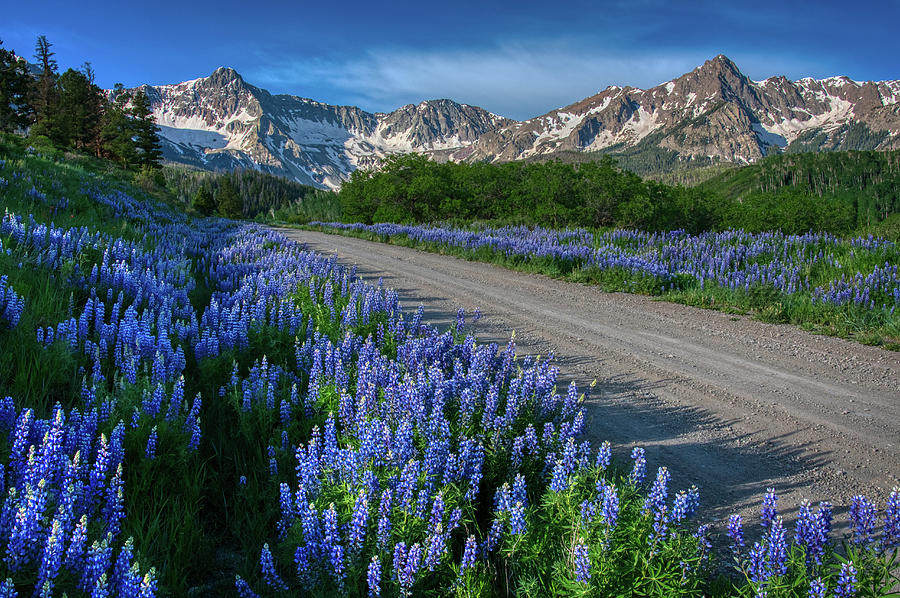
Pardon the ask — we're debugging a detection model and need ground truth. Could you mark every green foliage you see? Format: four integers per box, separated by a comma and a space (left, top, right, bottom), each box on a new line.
28, 35, 62, 144
339, 150, 900, 237
701, 150, 900, 231
100, 84, 138, 168
1, 36, 165, 170
162, 164, 337, 221
483, 470, 713, 597
786, 122, 890, 153
130, 90, 163, 168
192, 186, 217, 216
0, 39, 33, 132
216, 178, 244, 218
56, 66, 105, 151
338, 154, 725, 233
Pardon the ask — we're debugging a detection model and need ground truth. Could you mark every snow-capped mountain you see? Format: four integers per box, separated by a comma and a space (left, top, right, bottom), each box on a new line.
135, 67, 509, 189
130, 56, 900, 188
452, 55, 900, 164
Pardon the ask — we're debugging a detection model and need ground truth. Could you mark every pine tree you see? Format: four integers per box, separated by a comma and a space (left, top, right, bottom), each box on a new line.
100, 84, 137, 168
192, 187, 217, 216
216, 179, 243, 219
57, 67, 103, 150
79, 63, 105, 154
130, 90, 162, 168
0, 40, 33, 132
30, 35, 62, 143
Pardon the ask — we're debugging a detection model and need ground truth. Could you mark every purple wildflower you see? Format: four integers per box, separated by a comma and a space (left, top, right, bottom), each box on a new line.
727, 514, 745, 553
629, 447, 646, 485
761, 488, 777, 530
835, 562, 857, 598
849, 495, 878, 545
367, 555, 381, 597
573, 542, 591, 582
595, 440, 611, 470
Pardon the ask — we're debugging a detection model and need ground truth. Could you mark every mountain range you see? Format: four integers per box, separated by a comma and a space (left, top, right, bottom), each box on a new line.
128, 55, 900, 189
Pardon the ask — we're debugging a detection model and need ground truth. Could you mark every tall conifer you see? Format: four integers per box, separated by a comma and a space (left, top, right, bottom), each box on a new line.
130, 90, 162, 168
0, 39, 33, 132
30, 35, 61, 142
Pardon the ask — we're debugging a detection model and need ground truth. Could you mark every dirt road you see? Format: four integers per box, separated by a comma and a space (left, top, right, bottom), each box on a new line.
278, 228, 900, 534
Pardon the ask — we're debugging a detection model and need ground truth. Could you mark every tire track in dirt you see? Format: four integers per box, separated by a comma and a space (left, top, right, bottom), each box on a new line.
277, 227, 900, 534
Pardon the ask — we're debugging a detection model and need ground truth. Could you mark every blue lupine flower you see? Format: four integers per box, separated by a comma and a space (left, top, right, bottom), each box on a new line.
849, 495, 878, 545
392, 542, 407, 583
483, 518, 504, 554
235, 575, 260, 598
629, 447, 646, 485
511, 474, 528, 509
694, 524, 712, 556
601, 483, 619, 531
260, 544, 288, 592
595, 440, 611, 470
459, 535, 477, 576
349, 493, 369, 555
145, 427, 157, 460
367, 555, 381, 597
835, 562, 857, 598
329, 542, 345, 588
727, 514, 744, 553
794, 500, 829, 566
748, 541, 767, 585
808, 578, 827, 598
765, 517, 788, 577
455, 308, 465, 335
403, 542, 421, 592
644, 467, 670, 513
672, 486, 700, 524
573, 541, 591, 582
649, 505, 669, 551
509, 502, 526, 535
549, 459, 569, 493
761, 488, 777, 530
884, 487, 900, 548
424, 527, 446, 571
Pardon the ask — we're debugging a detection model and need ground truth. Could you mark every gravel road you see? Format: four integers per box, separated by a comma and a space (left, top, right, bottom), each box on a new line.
277, 228, 900, 535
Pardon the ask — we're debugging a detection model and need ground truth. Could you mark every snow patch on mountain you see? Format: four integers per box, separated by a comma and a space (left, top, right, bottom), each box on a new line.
752, 123, 788, 150
127, 57, 900, 187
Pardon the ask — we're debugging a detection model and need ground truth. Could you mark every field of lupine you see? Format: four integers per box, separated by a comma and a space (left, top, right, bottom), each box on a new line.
308, 222, 900, 349
0, 140, 898, 597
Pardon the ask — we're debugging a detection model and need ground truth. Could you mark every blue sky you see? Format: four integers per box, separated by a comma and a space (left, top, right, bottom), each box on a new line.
2, 0, 898, 120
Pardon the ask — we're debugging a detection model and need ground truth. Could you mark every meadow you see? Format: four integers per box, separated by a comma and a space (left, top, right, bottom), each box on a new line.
0, 137, 898, 597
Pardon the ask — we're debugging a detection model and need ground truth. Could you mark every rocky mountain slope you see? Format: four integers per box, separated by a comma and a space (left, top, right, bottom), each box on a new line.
138, 67, 509, 188
453, 55, 900, 165
130, 55, 900, 188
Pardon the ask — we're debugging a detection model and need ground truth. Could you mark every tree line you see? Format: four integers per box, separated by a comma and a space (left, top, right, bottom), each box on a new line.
162, 165, 330, 220
699, 150, 900, 230
338, 153, 880, 236
0, 36, 161, 170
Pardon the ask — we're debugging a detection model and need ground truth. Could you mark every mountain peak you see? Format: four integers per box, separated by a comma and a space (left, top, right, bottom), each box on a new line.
208, 66, 244, 85
696, 54, 741, 76
125, 55, 900, 188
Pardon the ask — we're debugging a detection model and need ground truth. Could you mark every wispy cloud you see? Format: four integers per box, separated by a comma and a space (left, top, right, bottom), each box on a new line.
249, 42, 713, 120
